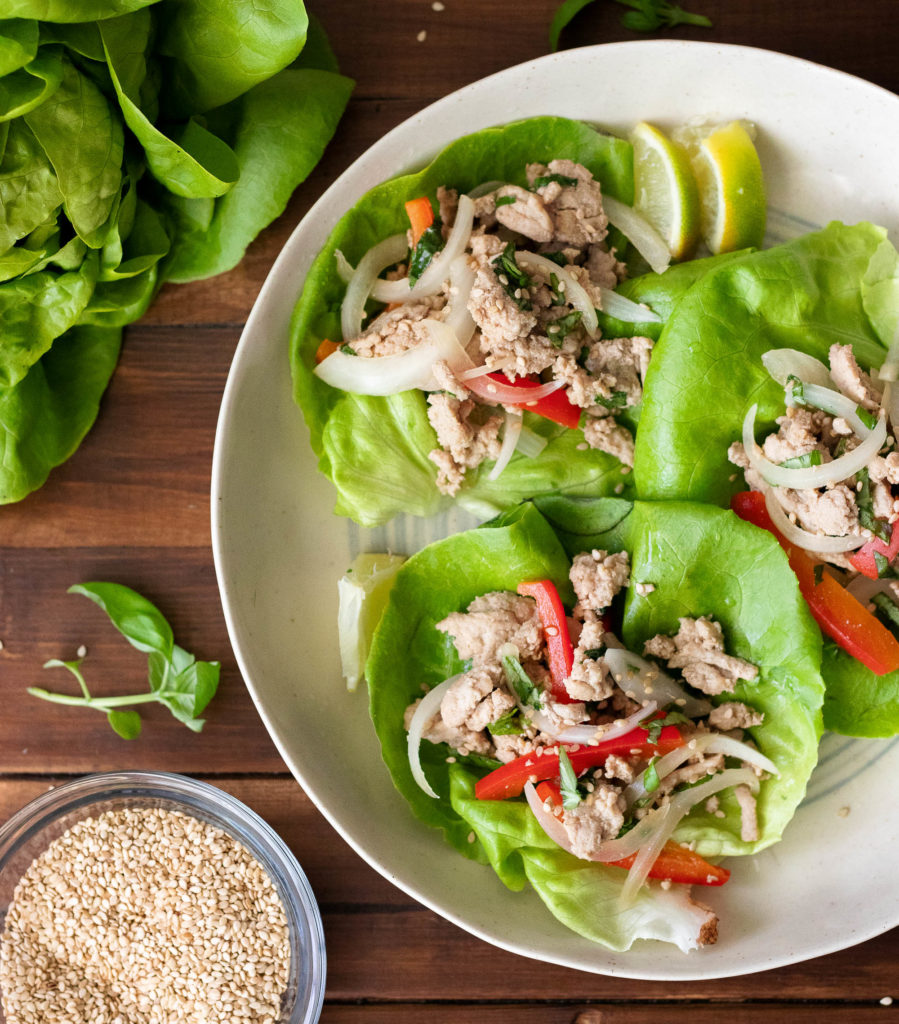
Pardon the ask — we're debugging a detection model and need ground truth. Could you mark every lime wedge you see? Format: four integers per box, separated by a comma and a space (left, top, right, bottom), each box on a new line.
630, 121, 701, 261
674, 119, 767, 254
337, 553, 405, 691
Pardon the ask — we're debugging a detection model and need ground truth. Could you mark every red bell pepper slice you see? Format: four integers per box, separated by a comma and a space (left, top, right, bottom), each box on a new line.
488, 373, 582, 429
517, 579, 576, 703
534, 781, 729, 886
849, 519, 899, 580
474, 724, 685, 801
731, 490, 899, 676
404, 196, 434, 247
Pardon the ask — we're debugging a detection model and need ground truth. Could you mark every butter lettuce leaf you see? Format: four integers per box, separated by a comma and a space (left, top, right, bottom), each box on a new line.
365, 499, 824, 951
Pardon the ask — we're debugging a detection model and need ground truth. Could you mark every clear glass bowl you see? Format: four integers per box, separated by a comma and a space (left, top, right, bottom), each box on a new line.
0, 771, 326, 1024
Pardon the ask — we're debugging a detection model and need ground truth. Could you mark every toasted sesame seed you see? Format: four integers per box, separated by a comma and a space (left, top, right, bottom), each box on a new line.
416, 29, 427, 41
0, 807, 290, 1024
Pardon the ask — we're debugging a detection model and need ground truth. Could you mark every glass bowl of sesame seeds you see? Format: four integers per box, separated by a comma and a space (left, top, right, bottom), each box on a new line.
0, 770, 325, 1024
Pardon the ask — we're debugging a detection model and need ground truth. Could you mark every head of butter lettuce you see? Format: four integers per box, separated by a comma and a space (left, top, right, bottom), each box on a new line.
289, 116, 742, 528
631, 221, 899, 737
364, 498, 824, 953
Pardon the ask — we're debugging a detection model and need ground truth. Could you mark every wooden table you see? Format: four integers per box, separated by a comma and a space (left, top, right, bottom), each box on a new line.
2, 1, 897, 1019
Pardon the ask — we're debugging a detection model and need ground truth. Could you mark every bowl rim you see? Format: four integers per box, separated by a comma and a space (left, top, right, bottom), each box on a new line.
0, 770, 326, 1024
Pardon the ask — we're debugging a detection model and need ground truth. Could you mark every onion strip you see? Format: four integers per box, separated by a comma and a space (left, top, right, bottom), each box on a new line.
603, 647, 711, 718
340, 234, 408, 341
515, 250, 599, 337
556, 702, 658, 746
761, 348, 832, 389
764, 486, 867, 553
487, 411, 523, 481
599, 287, 662, 324
603, 195, 671, 275
371, 194, 476, 303
407, 676, 460, 797
742, 402, 887, 490
466, 374, 565, 406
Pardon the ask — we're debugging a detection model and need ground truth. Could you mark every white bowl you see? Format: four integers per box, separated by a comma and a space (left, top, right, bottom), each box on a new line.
212, 40, 899, 980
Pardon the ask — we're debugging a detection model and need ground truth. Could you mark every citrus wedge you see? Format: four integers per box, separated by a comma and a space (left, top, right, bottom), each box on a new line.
674, 119, 767, 254
630, 121, 701, 261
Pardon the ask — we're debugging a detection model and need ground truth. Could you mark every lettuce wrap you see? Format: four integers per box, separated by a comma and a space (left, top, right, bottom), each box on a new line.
364, 499, 824, 952
630, 221, 899, 737
290, 116, 745, 528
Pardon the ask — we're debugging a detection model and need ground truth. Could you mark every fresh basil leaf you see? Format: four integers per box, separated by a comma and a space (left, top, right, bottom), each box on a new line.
488, 708, 525, 735
408, 217, 444, 286
872, 592, 899, 640
595, 390, 629, 410
107, 708, 142, 739
778, 450, 822, 469
558, 747, 582, 810
546, 311, 583, 346
856, 405, 878, 430
643, 756, 661, 793
340, 344, 356, 355
495, 194, 516, 208
70, 581, 174, 659
544, 251, 569, 267
786, 374, 805, 404
501, 653, 543, 710
491, 241, 534, 311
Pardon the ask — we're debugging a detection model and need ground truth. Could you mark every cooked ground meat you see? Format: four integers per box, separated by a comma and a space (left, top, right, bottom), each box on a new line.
426, 393, 503, 496
708, 701, 765, 731
570, 549, 630, 615
559, 784, 625, 858
582, 416, 636, 466
440, 667, 516, 732
828, 342, 882, 411
643, 617, 759, 696
437, 591, 544, 667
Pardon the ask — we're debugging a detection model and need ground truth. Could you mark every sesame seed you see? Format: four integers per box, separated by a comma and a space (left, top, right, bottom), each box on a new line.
880, 997, 893, 1006
838, 805, 850, 818
416, 29, 427, 41
432, 0, 445, 8
76, 644, 87, 658
0, 807, 290, 1024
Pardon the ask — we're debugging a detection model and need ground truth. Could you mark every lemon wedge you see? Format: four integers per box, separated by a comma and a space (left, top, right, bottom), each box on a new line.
630, 121, 701, 261
673, 119, 767, 254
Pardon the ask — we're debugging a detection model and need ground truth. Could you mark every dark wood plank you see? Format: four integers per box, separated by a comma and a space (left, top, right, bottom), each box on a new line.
318, 1008, 896, 1024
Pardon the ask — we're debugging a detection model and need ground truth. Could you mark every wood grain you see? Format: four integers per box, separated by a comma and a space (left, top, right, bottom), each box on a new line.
1, 0, 898, 1018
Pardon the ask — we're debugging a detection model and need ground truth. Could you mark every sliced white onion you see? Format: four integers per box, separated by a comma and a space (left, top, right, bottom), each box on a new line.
877, 322, 899, 383
764, 486, 867, 553
761, 348, 832, 389
487, 411, 523, 481
314, 317, 473, 396
742, 402, 887, 490
623, 731, 778, 808
599, 287, 662, 324
556, 701, 658, 746
800, 382, 878, 437
524, 780, 572, 849
603, 647, 712, 718
515, 425, 548, 459
459, 357, 514, 381
466, 373, 565, 406
371, 194, 475, 303
515, 250, 599, 338
334, 248, 355, 283
341, 234, 408, 341
468, 179, 505, 199
407, 675, 460, 797
603, 195, 671, 275
443, 255, 476, 348
620, 767, 759, 904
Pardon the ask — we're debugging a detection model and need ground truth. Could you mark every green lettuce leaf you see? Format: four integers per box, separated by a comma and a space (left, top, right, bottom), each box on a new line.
291, 116, 639, 526
633, 221, 890, 505
630, 221, 898, 738
365, 499, 824, 950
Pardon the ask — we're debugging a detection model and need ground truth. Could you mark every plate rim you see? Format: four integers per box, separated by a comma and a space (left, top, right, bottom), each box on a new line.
211, 38, 899, 980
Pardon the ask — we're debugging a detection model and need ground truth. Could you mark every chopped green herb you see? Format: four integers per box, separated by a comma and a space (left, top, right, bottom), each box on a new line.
856, 406, 878, 431
786, 374, 805, 404
643, 756, 661, 794
408, 218, 445, 286
491, 242, 534, 311
548, 272, 566, 305
872, 592, 899, 640
615, 816, 638, 838
544, 251, 569, 267
856, 467, 893, 544
813, 564, 825, 586
501, 654, 544, 710
340, 344, 357, 356
875, 551, 892, 578
595, 390, 629, 410
488, 708, 525, 736
646, 710, 691, 743
458, 751, 503, 771
495, 195, 517, 208
584, 647, 605, 660
778, 450, 822, 469
533, 173, 579, 189
546, 311, 584, 346
558, 748, 583, 810
834, 437, 849, 458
